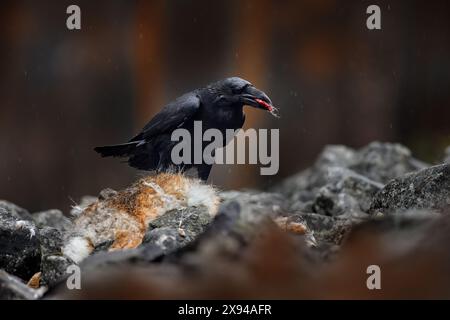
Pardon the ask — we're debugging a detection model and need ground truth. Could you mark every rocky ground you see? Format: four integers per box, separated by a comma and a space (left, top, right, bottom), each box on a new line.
1, 141, 450, 299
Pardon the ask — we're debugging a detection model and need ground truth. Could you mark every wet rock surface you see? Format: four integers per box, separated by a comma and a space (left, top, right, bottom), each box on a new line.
40, 255, 73, 288
2, 141, 450, 299
273, 142, 426, 214
138, 206, 215, 255
32, 210, 73, 232
370, 163, 450, 215
0, 209, 40, 281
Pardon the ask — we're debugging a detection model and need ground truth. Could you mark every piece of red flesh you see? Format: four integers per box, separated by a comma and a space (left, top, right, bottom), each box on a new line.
255, 98, 273, 112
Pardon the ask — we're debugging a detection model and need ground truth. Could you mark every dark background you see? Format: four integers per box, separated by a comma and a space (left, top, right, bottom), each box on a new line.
1, 0, 449, 212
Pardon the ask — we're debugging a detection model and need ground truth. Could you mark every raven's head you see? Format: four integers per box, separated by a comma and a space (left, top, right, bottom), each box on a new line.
211, 77, 278, 115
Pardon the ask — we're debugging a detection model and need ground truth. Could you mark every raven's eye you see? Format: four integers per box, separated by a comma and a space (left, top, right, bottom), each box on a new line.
232, 84, 250, 94
215, 94, 227, 103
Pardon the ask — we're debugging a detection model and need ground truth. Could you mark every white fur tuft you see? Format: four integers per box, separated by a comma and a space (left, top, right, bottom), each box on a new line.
62, 237, 92, 264
15, 220, 36, 238
185, 180, 219, 215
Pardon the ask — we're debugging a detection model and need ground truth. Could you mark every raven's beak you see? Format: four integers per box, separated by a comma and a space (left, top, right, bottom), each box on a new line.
241, 86, 275, 112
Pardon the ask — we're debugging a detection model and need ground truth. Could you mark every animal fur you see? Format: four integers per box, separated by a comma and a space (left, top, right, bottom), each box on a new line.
63, 173, 220, 263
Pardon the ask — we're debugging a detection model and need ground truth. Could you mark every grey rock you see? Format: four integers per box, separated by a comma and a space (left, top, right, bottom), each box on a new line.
40, 254, 74, 287
0, 211, 41, 280
35, 227, 66, 287
143, 206, 214, 252
32, 209, 73, 231
39, 227, 64, 256
346, 211, 441, 257
275, 142, 426, 193
273, 146, 366, 214
273, 145, 358, 200
79, 244, 164, 272
0, 200, 33, 221
166, 198, 277, 262
314, 145, 358, 169
370, 163, 450, 215
221, 190, 290, 218
142, 227, 184, 253
149, 206, 213, 240
0, 270, 46, 300
274, 142, 425, 218
311, 167, 382, 217
42, 205, 215, 285
219, 195, 279, 234
349, 142, 428, 184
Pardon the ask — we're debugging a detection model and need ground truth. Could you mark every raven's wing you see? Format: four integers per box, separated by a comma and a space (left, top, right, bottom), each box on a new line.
129, 93, 201, 142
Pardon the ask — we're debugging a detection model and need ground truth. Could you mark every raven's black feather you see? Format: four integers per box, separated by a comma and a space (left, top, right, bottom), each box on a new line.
94, 77, 274, 181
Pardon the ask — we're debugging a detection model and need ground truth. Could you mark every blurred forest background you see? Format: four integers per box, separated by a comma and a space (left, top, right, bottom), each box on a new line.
0, 0, 449, 212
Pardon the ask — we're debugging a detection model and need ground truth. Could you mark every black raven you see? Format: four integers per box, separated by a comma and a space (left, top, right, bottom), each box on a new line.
94, 77, 276, 181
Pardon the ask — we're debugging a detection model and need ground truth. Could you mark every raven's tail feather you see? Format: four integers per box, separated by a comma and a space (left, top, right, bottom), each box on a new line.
94, 141, 142, 158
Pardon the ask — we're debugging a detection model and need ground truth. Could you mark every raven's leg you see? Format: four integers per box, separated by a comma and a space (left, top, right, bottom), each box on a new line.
197, 164, 212, 181
156, 150, 173, 173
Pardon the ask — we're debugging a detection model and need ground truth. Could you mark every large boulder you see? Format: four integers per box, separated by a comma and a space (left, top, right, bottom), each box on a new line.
273, 142, 428, 220
142, 206, 214, 253
370, 163, 450, 215
309, 167, 382, 218
0, 200, 33, 221
0, 209, 41, 280
348, 142, 427, 184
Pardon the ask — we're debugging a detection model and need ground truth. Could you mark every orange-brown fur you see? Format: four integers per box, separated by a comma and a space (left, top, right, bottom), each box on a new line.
71, 173, 219, 251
